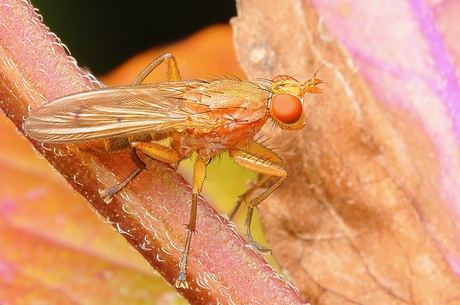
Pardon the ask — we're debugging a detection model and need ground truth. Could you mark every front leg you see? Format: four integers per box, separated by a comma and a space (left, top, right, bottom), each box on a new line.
229, 142, 286, 253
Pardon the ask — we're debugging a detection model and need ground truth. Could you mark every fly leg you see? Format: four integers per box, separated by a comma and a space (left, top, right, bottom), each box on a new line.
229, 142, 286, 253
174, 158, 207, 289
103, 52, 181, 200
131, 142, 206, 289
103, 147, 147, 202
102, 133, 176, 202
132, 53, 181, 85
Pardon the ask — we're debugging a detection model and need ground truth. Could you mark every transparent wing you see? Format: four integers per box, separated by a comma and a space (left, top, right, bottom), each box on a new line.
24, 81, 216, 143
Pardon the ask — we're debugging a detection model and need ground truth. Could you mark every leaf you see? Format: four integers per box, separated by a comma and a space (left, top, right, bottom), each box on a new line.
233, 0, 460, 304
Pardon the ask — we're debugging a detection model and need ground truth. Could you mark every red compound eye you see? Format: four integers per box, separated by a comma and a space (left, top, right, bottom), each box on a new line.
271, 94, 303, 124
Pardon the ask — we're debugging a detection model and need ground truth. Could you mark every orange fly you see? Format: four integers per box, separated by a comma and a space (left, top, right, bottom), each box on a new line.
24, 53, 324, 288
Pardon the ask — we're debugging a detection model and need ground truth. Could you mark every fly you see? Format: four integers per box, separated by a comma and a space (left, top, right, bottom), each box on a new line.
24, 53, 324, 288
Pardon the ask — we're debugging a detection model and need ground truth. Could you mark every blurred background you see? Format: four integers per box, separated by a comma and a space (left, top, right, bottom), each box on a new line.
31, 0, 237, 75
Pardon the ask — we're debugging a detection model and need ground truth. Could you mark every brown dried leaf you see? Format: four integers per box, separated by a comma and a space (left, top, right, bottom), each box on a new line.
232, 0, 460, 304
